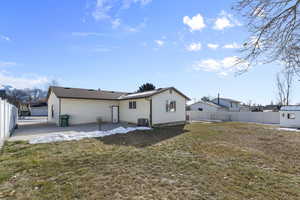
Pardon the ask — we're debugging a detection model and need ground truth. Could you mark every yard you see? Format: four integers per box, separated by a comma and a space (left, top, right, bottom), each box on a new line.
1, 122, 300, 200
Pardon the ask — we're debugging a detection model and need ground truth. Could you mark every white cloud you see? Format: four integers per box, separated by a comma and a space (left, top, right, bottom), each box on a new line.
0, 34, 10, 41
194, 59, 221, 72
0, 61, 17, 67
213, 11, 241, 30
91, 0, 151, 30
124, 19, 147, 32
207, 43, 219, 50
92, 0, 111, 21
223, 42, 241, 49
183, 14, 206, 31
155, 40, 164, 47
0, 71, 48, 89
193, 56, 249, 76
111, 18, 121, 29
186, 42, 202, 51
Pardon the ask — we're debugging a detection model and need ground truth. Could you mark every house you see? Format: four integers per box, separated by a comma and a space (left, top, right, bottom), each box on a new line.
189, 100, 227, 112
47, 86, 190, 127
263, 105, 281, 112
30, 99, 48, 116
211, 97, 241, 112
280, 106, 300, 128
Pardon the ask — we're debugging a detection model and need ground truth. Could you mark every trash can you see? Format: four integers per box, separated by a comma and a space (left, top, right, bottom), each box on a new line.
59, 115, 70, 127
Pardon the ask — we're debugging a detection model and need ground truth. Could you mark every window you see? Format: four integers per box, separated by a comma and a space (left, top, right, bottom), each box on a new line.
288, 113, 296, 119
51, 105, 54, 118
129, 101, 136, 109
198, 108, 203, 111
230, 102, 233, 108
166, 100, 176, 112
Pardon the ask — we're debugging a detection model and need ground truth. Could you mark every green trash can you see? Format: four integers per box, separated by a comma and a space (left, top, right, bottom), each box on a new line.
59, 115, 70, 127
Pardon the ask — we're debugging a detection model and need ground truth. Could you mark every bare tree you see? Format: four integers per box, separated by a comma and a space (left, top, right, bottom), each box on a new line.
276, 69, 294, 105
234, 0, 300, 74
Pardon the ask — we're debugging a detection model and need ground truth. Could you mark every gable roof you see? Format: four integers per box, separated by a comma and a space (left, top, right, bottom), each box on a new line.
119, 87, 190, 100
48, 86, 190, 101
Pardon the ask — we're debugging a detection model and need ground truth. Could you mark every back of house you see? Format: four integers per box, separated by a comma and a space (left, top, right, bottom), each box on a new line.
47, 86, 190, 127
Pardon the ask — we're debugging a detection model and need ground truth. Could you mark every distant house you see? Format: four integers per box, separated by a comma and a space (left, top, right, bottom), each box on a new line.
47, 86, 190, 127
263, 105, 281, 112
30, 100, 48, 116
211, 97, 241, 112
189, 100, 227, 112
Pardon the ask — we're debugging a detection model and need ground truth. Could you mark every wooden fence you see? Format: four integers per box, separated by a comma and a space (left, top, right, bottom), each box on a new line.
0, 99, 18, 147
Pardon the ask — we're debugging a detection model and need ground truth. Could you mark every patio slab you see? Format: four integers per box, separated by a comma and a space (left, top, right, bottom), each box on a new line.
9, 117, 132, 141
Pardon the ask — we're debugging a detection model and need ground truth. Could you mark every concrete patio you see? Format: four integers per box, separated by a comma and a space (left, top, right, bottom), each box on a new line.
9, 116, 133, 141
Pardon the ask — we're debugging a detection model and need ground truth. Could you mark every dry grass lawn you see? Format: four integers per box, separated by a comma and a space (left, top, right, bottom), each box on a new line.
0, 122, 300, 200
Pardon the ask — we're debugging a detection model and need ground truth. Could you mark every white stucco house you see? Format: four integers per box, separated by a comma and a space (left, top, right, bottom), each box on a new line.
47, 86, 190, 127
211, 97, 241, 112
189, 101, 227, 112
280, 106, 300, 128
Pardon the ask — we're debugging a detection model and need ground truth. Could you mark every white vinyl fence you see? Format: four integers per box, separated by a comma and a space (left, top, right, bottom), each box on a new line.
187, 111, 280, 124
0, 99, 18, 147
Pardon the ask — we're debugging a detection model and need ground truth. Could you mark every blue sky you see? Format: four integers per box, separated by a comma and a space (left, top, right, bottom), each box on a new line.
0, 0, 299, 105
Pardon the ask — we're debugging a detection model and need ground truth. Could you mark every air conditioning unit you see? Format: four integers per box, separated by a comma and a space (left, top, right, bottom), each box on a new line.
137, 118, 149, 126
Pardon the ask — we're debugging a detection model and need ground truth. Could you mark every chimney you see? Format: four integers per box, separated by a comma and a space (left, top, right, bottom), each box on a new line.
217, 93, 220, 105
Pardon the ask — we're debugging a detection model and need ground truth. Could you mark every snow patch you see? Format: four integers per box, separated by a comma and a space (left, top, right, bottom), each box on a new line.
276, 128, 300, 132
29, 126, 152, 144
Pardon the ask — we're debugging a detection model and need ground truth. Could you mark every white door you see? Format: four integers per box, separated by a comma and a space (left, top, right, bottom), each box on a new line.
112, 106, 119, 123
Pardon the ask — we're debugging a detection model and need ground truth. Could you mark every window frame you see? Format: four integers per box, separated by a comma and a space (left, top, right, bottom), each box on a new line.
129, 101, 137, 109
166, 100, 176, 112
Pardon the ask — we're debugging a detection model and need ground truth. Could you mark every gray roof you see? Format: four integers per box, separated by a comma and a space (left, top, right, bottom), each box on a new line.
212, 97, 241, 103
49, 86, 190, 101
49, 87, 127, 100
190, 100, 226, 109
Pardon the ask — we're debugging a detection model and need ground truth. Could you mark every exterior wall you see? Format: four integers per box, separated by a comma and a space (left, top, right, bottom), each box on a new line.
47, 92, 60, 124
60, 98, 118, 125
119, 98, 150, 124
152, 89, 186, 125
188, 111, 280, 124
280, 111, 300, 128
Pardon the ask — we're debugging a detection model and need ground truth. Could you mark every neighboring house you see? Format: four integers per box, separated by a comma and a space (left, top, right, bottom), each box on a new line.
30, 101, 48, 116
280, 106, 300, 128
47, 86, 190, 127
263, 105, 281, 112
189, 100, 227, 112
211, 97, 241, 112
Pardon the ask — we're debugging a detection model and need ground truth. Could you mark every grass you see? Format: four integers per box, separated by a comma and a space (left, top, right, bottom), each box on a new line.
0, 122, 300, 199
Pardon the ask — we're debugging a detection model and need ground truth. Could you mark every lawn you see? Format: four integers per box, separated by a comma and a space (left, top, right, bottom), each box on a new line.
1, 122, 300, 200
